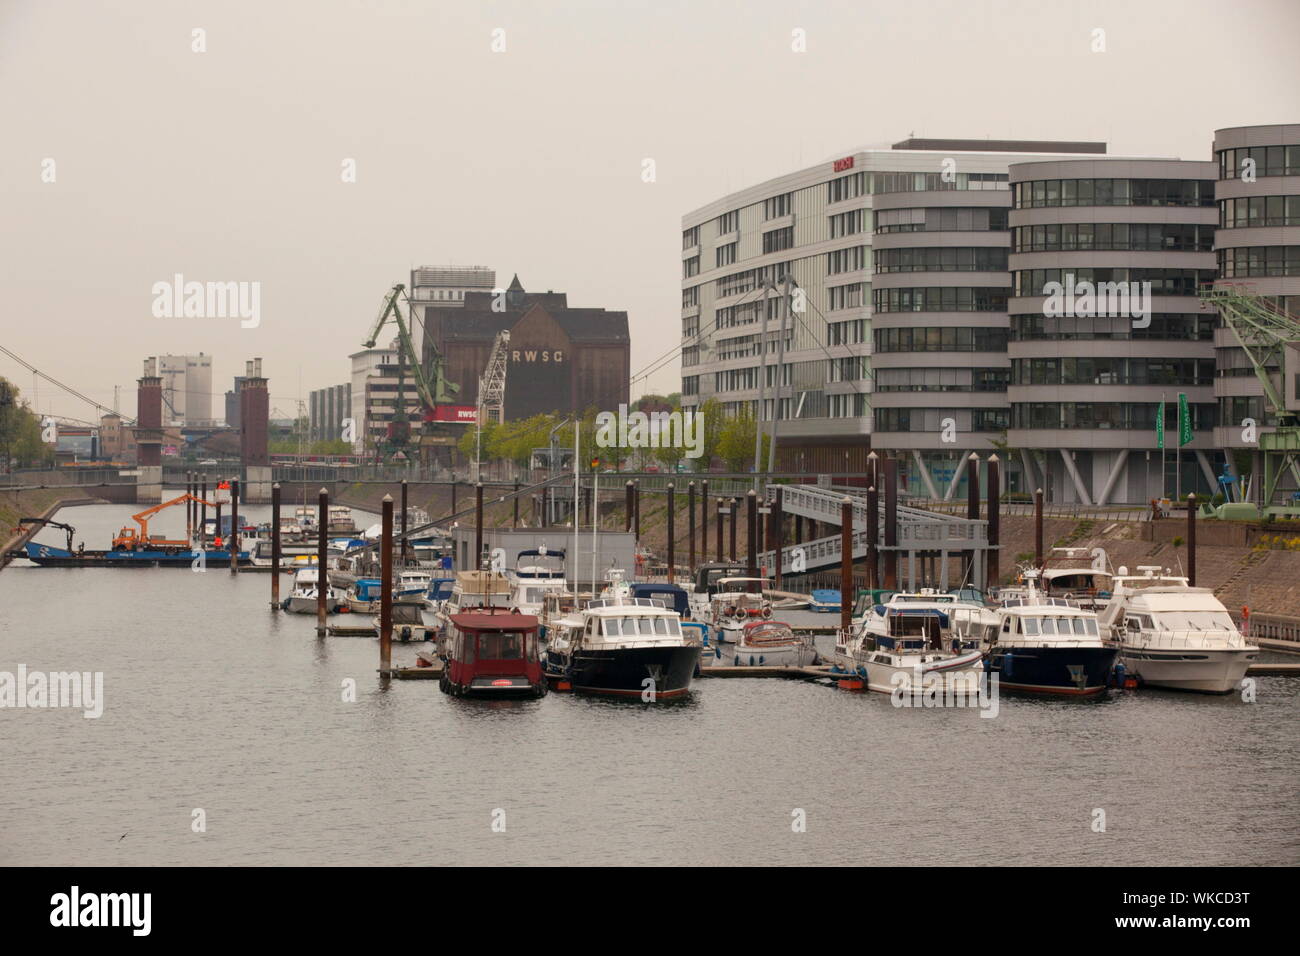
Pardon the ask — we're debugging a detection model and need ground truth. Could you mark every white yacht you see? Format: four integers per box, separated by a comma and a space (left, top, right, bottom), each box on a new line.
396, 570, 432, 605
509, 548, 570, 616
433, 571, 512, 649
1038, 547, 1113, 610
1096, 566, 1258, 693
836, 590, 986, 694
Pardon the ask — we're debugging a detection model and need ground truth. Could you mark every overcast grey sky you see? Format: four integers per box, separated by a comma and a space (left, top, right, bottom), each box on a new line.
2, 0, 1297, 422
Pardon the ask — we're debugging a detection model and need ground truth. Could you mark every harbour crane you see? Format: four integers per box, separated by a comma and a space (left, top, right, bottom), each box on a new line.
11, 516, 76, 552
113, 492, 218, 550
1199, 283, 1300, 518
473, 330, 510, 481
363, 283, 461, 462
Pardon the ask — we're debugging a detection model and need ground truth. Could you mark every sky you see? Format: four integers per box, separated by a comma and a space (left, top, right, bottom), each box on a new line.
2, 0, 1298, 423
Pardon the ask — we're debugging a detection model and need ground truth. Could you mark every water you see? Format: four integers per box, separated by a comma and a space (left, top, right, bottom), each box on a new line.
2, 503, 1297, 865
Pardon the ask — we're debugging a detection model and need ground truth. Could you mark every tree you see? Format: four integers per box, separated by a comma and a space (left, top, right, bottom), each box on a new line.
0, 378, 53, 470
715, 405, 768, 472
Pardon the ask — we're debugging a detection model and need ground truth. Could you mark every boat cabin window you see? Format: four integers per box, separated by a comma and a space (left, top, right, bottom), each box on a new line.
1022, 617, 1038, 636
1003, 617, 1015, 634
477, 631, 525, 660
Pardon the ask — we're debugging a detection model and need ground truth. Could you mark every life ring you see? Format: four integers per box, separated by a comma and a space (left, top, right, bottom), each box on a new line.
724, 605, 736, 617
761, 607, 772, 619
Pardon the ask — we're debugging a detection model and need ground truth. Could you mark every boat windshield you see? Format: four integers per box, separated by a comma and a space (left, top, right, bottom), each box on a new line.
1022, 616, 1099, 636
1152, 610, 1237, 631
603, 616, 680, 637
475, 630, 536, 661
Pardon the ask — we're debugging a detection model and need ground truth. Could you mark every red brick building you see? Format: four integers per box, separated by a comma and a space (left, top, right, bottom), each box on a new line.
419, 276, 630, 419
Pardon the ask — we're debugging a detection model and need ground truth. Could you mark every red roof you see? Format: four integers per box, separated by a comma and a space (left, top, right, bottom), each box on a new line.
451, 611, 539, 632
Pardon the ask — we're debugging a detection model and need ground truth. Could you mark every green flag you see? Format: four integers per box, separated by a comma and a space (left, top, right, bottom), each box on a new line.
1156, 399, 1165, 449
1178, 392, 1193, 446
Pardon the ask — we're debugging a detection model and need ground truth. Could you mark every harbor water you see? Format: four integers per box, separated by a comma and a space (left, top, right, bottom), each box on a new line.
2, 503, 1297, 866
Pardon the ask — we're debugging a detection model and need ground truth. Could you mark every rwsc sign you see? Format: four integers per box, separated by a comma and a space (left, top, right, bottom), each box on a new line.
510, 349, 564, 363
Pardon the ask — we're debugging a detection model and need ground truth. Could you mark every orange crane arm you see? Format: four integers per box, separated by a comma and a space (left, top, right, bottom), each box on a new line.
130, 493, 219, 541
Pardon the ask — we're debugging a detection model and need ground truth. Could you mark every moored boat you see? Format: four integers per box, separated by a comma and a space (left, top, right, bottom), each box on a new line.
713, 619, 818, 667
440, 610, 547, 698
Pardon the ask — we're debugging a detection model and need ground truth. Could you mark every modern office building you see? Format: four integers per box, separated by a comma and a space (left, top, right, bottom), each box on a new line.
1211, 124, 1300, 478
308, 383, 351, 443
349, 341, 399, 455
679, 138, 1108, 481
157, 353, 213, 425
1007, 159, 1220, 504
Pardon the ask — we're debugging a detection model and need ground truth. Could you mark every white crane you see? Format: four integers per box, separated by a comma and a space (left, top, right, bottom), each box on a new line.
473, 330, 510, 481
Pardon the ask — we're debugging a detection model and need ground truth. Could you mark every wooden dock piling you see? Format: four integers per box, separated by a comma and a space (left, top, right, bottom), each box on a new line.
987, 455, 1000, 588
316, 487, 328, 636
633, 480, 641, 541
624, 480, 633, 533
1187, 493, 1197, 586
271, 482, 282, 608
667, 482, 676, 583
840, 495, 852, 636
199, 478, 208, 549
1034, 487, 1044, 567
380, 494, 393, 674
867, 484, 879, 591
772, 486, 783, 589
230, 478, 240, 575
474, 482, 484, 568
715, 496, 723, 562
513, 481, 520, 528
745, 489, 757, 582
884, 458, 898, 589
687, 481, 696, 574
400, 479, 409, 569
965, 453, 979, 586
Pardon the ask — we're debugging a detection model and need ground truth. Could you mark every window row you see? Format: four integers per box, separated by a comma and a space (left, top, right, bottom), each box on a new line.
874, 326, 1009, 352
1219, 195, 1300, 229
683, 256, 699, 278
874, 171, 1009, 194
1010, 313, 1215, 342
873, 367, 1010, 392
717, 210, 739, 234
874, 408, 1010, 432
875, 206, 1009, 234
827, 318, 867, 345
716, 261, 792, 298
830, 208, 868, 238
828, 171, 867, 204
1217, 246, 1300, 278
1012, 222, 1214, 253
1217, 145, 1300, 180
762, 226, 794, 253
682, 225, 699, 250
1011, 357, 1216, 387
829, 282, 868, 311
874, 247, 1009, 274
826, 245, 867, 275
715, 242, 737, 268
827, 356, 869, 382
1012, 178, 1215, 209
1012, 268, 1216, 297
873, 286, 1009, 313
682, 285, 698, 308
1011, 402, 1215, 431
764, 193, 792, 219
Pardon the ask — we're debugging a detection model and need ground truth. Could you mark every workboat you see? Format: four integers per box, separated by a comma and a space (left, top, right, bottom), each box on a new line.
1096, 566, 1259, 693
954, 571, 1116, 696
14, 541, 251, 567
508, 548, 569, 616
440, 610, 547, 698
809, 589, 841, 613
713, 619, 818, 668
835, 590, 985, 694
285, 568, 347, 614
544, 571, 700, 698
708, 576, 771, 643
1038, 547, 1113, 610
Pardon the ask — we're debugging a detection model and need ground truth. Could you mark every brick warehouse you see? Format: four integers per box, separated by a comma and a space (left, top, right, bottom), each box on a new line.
418, 275, 630, 420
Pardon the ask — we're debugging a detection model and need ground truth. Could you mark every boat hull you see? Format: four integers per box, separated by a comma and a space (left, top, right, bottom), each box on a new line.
712, 642, 817, 667
15, 543, 250, 567
858, 651, 985, 695
548, 645, 700, 698
986, 645, 1118, 696
1120, 646, 1257, 694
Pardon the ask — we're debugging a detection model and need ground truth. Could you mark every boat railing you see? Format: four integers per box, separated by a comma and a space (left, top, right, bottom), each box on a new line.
1134, 628, 1251, 649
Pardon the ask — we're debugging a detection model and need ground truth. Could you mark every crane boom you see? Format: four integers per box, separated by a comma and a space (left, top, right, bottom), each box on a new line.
363, 283, 459, 412
114, 493, 218, 549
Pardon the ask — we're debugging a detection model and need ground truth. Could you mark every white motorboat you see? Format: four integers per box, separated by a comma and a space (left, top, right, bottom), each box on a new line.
708, 576, 771, 643
372, 603, 435, 643
396, 570, 432, 605
1096, 566, 1259, 693
327, 505, 357, 534
712, 619, 818, 668
285, 568, 346, 614
1038, 547, 1113, 610
509, 548, 569, 616
836, 589, 986, 694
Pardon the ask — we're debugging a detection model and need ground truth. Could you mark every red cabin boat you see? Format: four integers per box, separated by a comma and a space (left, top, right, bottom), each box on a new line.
440, 611, 547, 699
